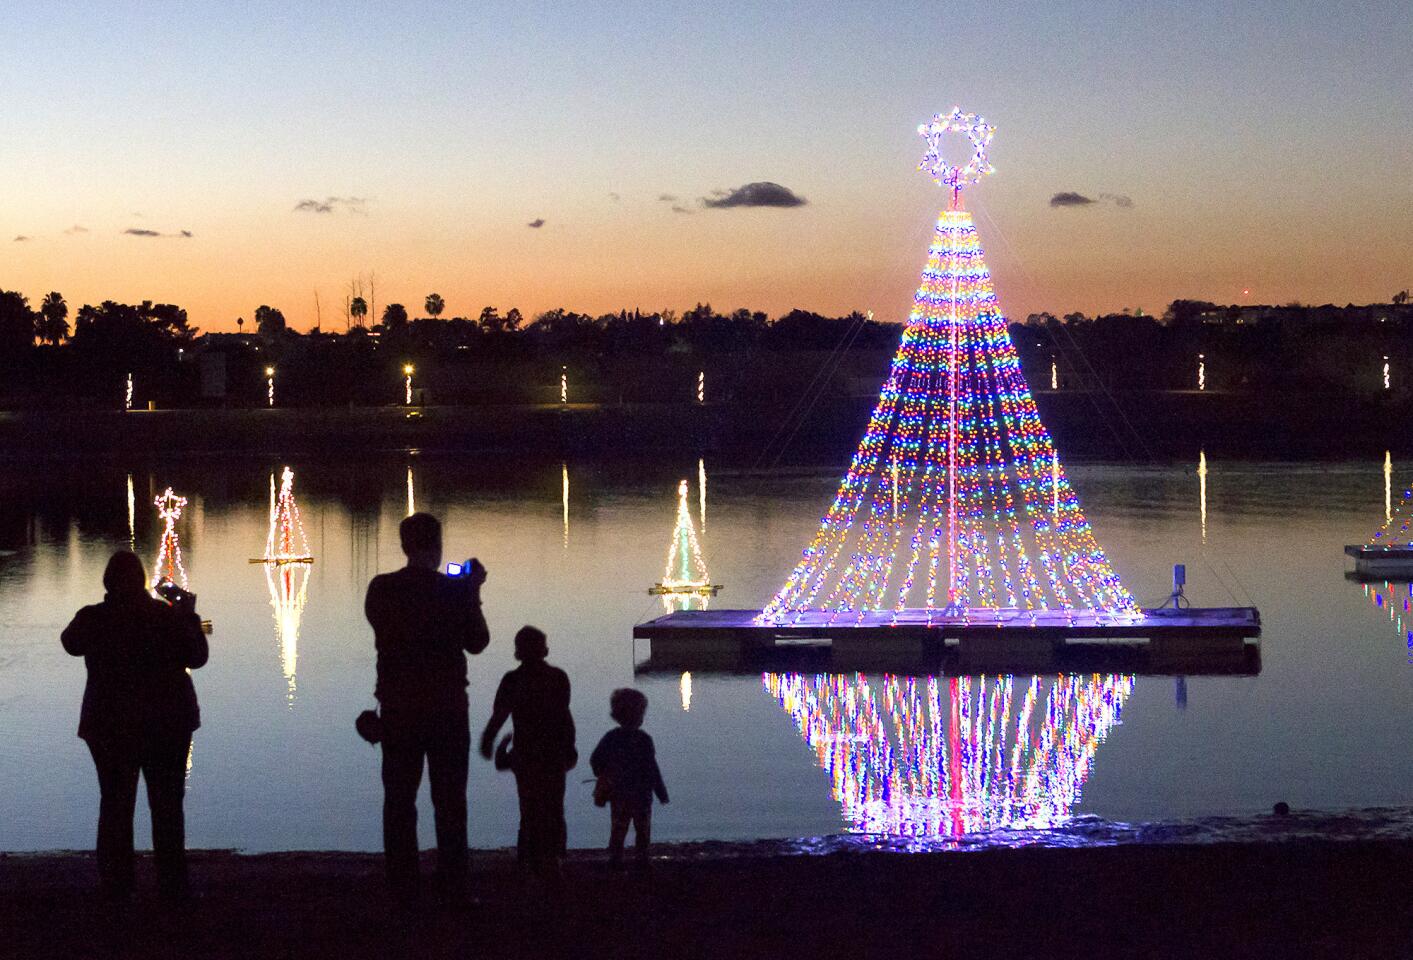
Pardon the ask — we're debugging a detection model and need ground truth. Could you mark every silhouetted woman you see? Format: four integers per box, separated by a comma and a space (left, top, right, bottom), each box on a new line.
61, 551, 208, 901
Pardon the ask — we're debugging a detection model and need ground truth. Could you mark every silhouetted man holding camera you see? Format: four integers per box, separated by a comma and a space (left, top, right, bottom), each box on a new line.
364, 512, 489, 902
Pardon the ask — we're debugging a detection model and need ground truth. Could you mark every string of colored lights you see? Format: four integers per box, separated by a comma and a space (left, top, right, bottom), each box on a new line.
764, 672, 1133, 837
1368, 486, 1413, 547
152, 487, 189, 589
759, 206, 1138, 623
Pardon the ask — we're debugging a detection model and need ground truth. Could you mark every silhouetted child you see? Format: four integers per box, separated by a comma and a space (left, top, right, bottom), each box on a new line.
480, 626, 576, 879
589, 688, 668, 869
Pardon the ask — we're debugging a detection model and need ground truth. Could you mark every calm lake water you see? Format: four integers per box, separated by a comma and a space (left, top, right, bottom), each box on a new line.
1, 453, 1410, 852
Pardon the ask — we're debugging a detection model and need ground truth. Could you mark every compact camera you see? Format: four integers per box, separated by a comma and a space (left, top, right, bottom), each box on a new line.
154, 579, 189, 603
153, 579, 197, 612
445, 558, 482, 579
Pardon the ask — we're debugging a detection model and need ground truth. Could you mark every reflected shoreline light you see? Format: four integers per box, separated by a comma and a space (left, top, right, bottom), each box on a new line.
1198, 450, 1207, 544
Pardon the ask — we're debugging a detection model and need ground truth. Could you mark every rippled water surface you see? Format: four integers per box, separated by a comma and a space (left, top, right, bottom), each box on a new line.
1, 453, 1409, 852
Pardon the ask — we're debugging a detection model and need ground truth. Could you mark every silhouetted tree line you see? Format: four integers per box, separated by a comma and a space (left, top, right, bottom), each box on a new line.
2, 288, 1411, 408
1013, 299, 1413, 395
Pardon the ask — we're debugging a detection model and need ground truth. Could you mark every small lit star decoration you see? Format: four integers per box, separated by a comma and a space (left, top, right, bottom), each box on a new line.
917, 107, 995, 207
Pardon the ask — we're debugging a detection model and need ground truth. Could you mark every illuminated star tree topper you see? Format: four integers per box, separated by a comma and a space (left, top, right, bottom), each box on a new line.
917, 107, 995, 208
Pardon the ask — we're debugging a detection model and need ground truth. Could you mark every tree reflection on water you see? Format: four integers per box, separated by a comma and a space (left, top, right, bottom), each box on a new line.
766, 672, 1133, 837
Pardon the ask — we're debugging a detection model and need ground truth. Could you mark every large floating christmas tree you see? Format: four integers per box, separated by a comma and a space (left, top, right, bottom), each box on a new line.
760, 109, 1138, 625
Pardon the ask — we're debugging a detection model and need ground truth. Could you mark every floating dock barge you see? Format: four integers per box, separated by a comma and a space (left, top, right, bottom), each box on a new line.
634, 606, 1261, 675
1344, 545, 1413, 579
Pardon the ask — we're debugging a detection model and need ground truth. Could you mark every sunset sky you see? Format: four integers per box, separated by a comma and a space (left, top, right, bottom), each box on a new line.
3, 0, 1410, 332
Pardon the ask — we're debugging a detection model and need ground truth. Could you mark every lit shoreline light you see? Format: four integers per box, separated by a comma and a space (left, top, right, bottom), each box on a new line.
402, 363, 414, 405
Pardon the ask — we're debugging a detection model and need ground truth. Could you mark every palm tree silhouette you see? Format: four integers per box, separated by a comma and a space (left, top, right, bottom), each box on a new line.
38, 291, 68, 345
425, 293, 445, 319
350, 297, 368, 328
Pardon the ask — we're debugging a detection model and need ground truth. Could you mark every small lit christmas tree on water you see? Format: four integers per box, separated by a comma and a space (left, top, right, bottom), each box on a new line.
649, 479, 721, 612
250, 467, 314, 703
256, 467, 314, 565
759, 109, 1138, 626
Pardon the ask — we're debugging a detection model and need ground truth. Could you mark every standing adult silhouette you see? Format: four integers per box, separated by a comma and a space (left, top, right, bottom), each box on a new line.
364, 512, 489, 902
61, 550, 208, 901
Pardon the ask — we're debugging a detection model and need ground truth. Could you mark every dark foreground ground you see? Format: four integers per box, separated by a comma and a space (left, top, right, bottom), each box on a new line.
2, 840, 1412, 959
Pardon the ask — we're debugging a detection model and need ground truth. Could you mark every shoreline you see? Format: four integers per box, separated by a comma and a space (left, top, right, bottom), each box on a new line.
4, 835, 1411, 957
0, 390, 1407, 461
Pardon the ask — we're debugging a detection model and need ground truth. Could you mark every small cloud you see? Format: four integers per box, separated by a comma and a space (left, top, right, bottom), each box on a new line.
123, 227, 192, 238
670, 205, 691, 215
608, 192, 621, 202
294, 196, 368, 214
13, 235, 31, 242
700, 182, 807, 209
527, 218, 546, 228
657, 194, 678, 202
1051, 191, 1134, 209
64, 224, 89, 235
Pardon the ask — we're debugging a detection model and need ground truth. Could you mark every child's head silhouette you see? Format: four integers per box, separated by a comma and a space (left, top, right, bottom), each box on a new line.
514, 625, 548, 661
610, 687, 648, 729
